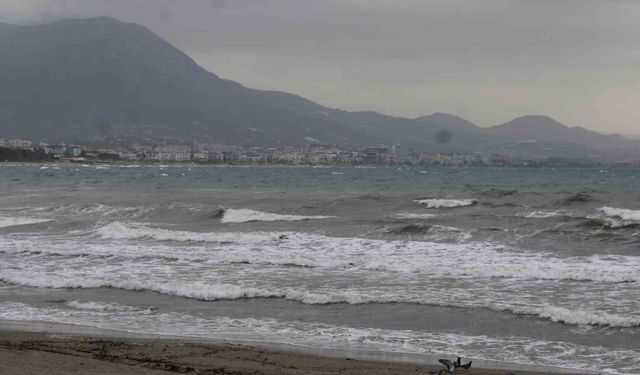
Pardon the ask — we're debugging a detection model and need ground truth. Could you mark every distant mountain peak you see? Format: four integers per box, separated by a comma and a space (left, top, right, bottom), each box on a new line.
487, 115, 635, 153
414, 112, 480, 132
0, 16, 636, 160
415, 112, 470, 121
508, 115, 565, 125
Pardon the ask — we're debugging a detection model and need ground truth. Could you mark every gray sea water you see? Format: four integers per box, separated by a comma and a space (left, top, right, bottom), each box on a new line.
0, 164, 639, 374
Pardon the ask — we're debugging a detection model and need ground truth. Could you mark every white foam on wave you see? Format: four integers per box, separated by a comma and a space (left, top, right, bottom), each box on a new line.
514, 305, 640, 328
0, 274, 284, 301
0, 301, 637, 374
519, 210, 571, 219
67, 300, 151, 312
596, 207, 640, 228
0, 217, 53, 229
3, 226, 640, 329
2, 268, 639, 329
8, 222, 640, 284
95, 221, 281, 243
221, 208, 333, 223
414, 199, 477, 208
394, 213, 436, 219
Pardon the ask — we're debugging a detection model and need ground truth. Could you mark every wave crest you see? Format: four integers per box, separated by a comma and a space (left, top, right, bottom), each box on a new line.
414, 199, 477, 208
588, 207, 640, 228
95, 222, 281, 243
221, 208, 333, 223
2, 274, 638, 328
67, 300, 155, 313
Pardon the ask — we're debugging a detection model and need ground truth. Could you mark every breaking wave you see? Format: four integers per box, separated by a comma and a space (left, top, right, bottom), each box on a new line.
67, 300, 155, 313
599, 207, 640, 221
518, 210, 571, 219
414, 199, 477, 208
586, 207, 640, 228
220, 208, 333, 223
95, 221, 282, 243
598, 207, 640, 227
2, 273, 638, 328
511, 305, 640, 328
394, 213, 436, 219
6, 226, 640, 284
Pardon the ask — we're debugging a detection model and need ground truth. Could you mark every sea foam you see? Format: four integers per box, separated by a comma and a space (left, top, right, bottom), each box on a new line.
394, 213, 436, 219
67, 300, 153, 313
220, 208, 333, 223
519, 210, 571, 219
590, 207, 640, 228
3, 225, 640, 329
7, 271, 640, 328
513, 305, 640, 328
414, 199, 477, 208
598, 207, 640, 221
8, 224, 640, 284
95, 221, 281, 243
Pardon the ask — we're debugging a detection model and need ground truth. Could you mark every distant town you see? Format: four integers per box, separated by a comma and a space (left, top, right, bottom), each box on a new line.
0, 137, 638, 167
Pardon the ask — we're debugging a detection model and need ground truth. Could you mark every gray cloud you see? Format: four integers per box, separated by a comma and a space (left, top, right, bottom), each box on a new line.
1, 0, 639, 134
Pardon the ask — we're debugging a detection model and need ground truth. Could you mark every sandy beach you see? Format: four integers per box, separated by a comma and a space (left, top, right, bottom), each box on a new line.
0, 330, 591, 375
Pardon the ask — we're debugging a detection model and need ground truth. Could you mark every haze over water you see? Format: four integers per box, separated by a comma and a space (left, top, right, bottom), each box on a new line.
1, 164, 639, 374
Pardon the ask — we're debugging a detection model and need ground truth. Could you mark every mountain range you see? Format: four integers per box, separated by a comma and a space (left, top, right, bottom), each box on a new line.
1, 16, 638, 160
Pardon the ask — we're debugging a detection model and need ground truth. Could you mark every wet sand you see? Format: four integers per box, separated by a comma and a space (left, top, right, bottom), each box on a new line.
0, 330, 590, 375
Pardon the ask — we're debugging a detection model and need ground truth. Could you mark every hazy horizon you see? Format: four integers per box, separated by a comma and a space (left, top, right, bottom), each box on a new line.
1, 0, 639, 135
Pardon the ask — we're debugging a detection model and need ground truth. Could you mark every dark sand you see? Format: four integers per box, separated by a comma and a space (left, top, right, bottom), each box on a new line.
0, 330, 591, 375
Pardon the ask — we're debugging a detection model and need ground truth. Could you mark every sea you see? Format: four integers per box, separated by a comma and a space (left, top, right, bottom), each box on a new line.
0, 164, 638, 374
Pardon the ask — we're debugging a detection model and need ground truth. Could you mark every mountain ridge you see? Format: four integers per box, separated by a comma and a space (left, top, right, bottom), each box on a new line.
0, 16, 637, 159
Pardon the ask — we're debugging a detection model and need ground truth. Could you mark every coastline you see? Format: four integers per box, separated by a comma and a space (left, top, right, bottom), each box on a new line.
0, 320, 593, 375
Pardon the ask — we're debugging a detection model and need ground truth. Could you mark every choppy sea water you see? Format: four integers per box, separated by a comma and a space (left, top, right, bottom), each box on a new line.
0, 164, 639, 374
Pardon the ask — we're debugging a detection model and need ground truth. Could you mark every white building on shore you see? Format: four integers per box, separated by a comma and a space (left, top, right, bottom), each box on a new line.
6, 139, 33, 149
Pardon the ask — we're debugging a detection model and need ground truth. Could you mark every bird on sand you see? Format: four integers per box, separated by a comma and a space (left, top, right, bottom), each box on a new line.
438, 359, 456, 373
437, 357, 472, 373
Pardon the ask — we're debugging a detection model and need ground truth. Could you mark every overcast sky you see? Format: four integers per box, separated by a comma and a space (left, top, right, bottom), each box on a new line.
1, 0, 639, 134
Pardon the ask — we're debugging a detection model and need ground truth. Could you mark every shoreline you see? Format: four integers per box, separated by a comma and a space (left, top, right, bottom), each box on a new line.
0, 160, 634, 168
0, 320, 593, 375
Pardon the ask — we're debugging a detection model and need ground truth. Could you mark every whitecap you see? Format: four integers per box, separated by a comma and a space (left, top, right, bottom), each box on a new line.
598, 207, 640, 222
590, 207, 640, 228
414, 199, 477, 208
518, 210, 571, 219
2, 273, 639, 328
220, 208, 333, 223
95, 221, 281, 243
67, 300, 152, 313
394, 213, 436, 219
